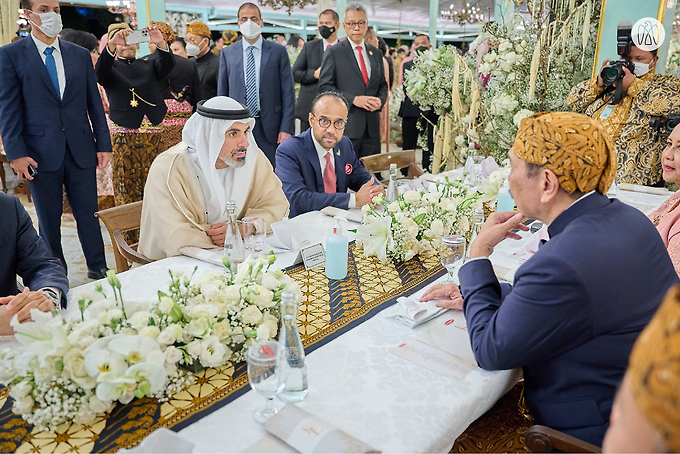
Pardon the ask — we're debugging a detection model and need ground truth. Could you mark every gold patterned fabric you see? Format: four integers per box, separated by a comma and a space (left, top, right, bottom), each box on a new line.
110, 121, 165, 207
629, 284, 680, 452
150, 21, 175, 44
160, 100, 192, 149
185, 22, 211, 39
0, 244, 446, 453
513, 112, 616, 194
568, 74, 680, 186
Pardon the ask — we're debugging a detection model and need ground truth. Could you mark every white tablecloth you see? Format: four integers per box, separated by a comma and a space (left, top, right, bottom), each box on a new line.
2, 188, 670, 453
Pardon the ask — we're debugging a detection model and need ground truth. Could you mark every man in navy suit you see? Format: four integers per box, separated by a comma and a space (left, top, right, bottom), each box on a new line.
0, 0, 111, 279
421, 112, 679, 447
275, 92, 383, 218
217, 2, 295, 167
0, 193, 69, 335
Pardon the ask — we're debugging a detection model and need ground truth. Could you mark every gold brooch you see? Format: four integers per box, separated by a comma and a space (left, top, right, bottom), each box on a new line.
130, 99, 139, 107
129, 88, 157, 108
369, 51, 373, 55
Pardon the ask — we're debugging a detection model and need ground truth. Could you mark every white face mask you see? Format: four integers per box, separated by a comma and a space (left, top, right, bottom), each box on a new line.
28, 10, 63, 38
239, 19, 262, 40
186, 38, 206, 57
633, 61, 652, 77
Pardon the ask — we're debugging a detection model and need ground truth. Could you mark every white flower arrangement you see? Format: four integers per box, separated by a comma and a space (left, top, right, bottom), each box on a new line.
0, 254, 301, 432
356, 179, 482, 262
477, 161, 511, 209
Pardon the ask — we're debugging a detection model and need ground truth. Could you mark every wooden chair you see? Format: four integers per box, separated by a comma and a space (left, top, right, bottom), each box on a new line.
96, 201, 152, 273
359, 150, 423, 184
525, 425, 601, 453
0, 152, 7, 193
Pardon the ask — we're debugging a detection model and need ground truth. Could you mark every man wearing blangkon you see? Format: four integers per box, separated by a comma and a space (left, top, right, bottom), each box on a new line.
421, 112, 679, 446
569, 41, 680, 186
138, 96, 289, 260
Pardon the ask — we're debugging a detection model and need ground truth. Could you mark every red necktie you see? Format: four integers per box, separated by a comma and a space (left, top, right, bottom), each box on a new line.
323, 152, 336, 194
356, 46, 369, 85
327, 44, 331, 50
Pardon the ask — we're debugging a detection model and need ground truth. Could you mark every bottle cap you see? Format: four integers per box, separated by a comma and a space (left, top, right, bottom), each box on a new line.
333, 227, 337, 234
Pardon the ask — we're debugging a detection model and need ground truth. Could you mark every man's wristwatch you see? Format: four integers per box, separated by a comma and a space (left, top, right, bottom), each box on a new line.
42, 289, 61, 310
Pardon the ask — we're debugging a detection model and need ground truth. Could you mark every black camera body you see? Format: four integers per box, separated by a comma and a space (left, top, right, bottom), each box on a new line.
650, 114, 680, 142
599, 21, 634, 104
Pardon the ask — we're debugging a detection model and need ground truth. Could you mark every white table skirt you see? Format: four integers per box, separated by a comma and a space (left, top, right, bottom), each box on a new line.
1, 188, 669, 453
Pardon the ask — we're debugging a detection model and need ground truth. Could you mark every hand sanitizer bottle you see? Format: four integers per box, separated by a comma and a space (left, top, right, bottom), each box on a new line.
277, 291, 308, 402
496, 180, 515, 212
386, 163, 399, 203
325, 219, 348, 280
224, 201, 245, 266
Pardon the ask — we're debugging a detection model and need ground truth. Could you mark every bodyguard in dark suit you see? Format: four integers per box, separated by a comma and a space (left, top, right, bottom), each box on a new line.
422, 112, 679, 447
293, 9, 340, 132
0, 193, 69, 334
276, 92, 383, 217
218, 2, 296, 167
0, 0, 111, 279
318, 3, 388, 159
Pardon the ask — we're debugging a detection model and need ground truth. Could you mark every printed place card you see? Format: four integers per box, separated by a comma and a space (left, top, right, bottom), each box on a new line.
300, 243, 325, 270
389, 337, 476, 380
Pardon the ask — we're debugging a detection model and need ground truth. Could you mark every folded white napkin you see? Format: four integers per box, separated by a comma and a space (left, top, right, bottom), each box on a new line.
386, 296, 448, 328
118, 428, 194, 453
320, 206, 363, 223
618, 183, 670, 195
264, 218, 307, 251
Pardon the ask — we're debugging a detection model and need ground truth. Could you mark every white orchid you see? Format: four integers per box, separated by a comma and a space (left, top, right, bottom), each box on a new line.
357, 215, 394, 263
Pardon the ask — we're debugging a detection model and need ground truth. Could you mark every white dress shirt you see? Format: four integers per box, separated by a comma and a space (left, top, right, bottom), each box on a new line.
350, 39, 371, 80
31, 33, 65, 98
311, 132, 356, 208
242, 36, 263, 112
322, 38, 338, 51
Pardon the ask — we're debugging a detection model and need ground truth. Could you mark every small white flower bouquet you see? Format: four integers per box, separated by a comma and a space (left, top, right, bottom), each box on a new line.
0, 254, 301, 432
356, 179, 482, 263
476, 161, 511, 210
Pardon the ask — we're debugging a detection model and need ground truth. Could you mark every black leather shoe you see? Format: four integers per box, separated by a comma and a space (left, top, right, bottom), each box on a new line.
87, 268, 109, 280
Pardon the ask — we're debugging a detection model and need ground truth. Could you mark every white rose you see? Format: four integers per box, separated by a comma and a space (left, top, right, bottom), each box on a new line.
458, 217, 470, 233
78, 335, 97, 350
499, 60, 512, 71
454, 135, 466, 146
88, 395, 111, 413
387, 201, 400, 213
247, 285, 275, 309
9, 381, 32, 400
158, 297, 175, 315
479, 63, 492, 74
403, 190, 421, 204
498, 41, 512, 52
166, 324, 184, 342
213, 321, 231, 340
256, 324, 270, 342
241, 305, 263, 326
262, 313, 279, 338
503, 51, 517, 64
164, 346, 183, 364
231, 326, 246, 344
430, 219, 445, 238
186, 318, 210, 338
129, 311, 152, 331
157, 329, 176, 345
63, 348, 96, 390
260, 273, 281, 291
77, 408, 96, 425
222, 285, 242, 303
139, 326, 160, 339
12, 396, 34, 415
186, 340, 202, 358
482, 51, 496, 63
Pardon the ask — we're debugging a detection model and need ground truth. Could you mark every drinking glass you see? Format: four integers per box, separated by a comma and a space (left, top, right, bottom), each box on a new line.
243, 217, 266, 256
440, 235, 466, 283
472, 155, 485, 185
247, 340, 286, 423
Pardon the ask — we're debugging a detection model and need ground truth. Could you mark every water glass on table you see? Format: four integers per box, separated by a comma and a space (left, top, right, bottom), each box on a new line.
472, 155, 485, 185
440, 235, 466, 283
247, 340, 286, 423
243, 217, 265, 256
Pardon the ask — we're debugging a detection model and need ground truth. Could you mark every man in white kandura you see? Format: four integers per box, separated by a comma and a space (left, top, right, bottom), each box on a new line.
138, 96, 289, 260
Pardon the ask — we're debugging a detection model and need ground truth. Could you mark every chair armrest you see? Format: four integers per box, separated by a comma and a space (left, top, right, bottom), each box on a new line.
407, 163, 423, 178
113, 230, 153, 266
525, 425, 601, 453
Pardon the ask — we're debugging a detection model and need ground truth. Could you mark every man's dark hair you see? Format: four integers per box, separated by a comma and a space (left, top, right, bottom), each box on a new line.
377, 36, 387, 54
319, 9, 339, 23
311, 91, 349, 114
61, 30, 98, 53
20, 0, 32, 10
415, 33, 429, 40
286, 34, 303, 49
237, 2, 262, 19
175, 36, 186, 49
397, 48, 405, 54
211, 31, 223, 42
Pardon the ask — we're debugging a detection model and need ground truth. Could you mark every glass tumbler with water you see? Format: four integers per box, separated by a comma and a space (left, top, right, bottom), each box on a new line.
247, 340, 286, 423
243, 217, 265, 256
277, 291, 308, 402
440, 235, 466, 283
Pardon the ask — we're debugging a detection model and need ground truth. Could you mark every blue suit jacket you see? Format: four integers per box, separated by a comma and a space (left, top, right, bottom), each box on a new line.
0, 194, 69, 306
217, 39, 295, 144
459, 192, 679, 446
275, 129, 374, 218
0, 37, 111, 171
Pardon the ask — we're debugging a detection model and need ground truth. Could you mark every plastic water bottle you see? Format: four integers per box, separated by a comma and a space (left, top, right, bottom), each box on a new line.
465, 208, 485, 261
386, 163, 399, 203
325, 220, 348, 280
277, 291, 308, 402
224, 201, 245, 266
496, 180, 515, 212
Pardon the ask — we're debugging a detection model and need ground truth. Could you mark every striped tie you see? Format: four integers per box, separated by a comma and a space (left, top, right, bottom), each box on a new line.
245, 46, 259, 116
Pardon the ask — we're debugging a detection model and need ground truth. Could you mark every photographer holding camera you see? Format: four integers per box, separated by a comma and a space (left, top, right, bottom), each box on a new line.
569, 24, 680, 187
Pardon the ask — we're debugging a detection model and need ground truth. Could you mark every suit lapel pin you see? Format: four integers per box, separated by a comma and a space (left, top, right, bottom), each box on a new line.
369, 51, 373, 56
336, 149, 341, 156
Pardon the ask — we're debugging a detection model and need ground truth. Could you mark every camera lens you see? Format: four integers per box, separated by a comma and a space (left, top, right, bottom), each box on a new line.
601, 66, 621, 86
